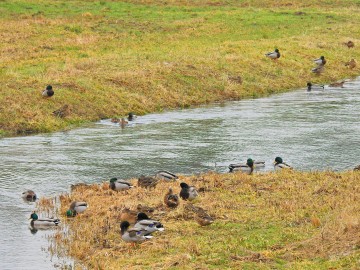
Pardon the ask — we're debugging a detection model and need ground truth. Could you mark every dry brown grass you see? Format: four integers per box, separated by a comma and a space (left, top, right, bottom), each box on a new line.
36, 170, 360, 269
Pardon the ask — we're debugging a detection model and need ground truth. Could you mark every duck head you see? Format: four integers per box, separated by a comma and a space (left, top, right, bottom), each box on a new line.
246, 158, 254, 167
120, 221, 130, 234
46, 85, 53, 91
30, 212, 38, 220
180, 182, 189, 189
274, 157, 283, 164
109, 177, 118, 183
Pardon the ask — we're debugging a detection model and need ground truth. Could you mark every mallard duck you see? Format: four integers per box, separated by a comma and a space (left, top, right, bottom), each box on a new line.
185, 204, 214, 226
134, 212, 164, 235
127, 112, 137, 121
155, 170, 178, 181
312, 65, 325, 74
313, 56, 326, 66
344, 41, 355, 48
120, 208, 138, 224
329, 81, 345, 87
120, 118, 128, 128
164, 187, 180, 208
42, 85, 54, 97
345, 59, 356, 69
229, 159, 265, 173
29, 212, 60, 227
137, 204, 155, 214
306, 82, 324, 91
274, 157, 293, 170
138, 175, 159, 189
66, 201, 88, 217
195, 211, 214, 226
120, 221, 152, 243
109, 178, 133, 191
111, 118, 120, 123
179, 182, 198, 201
265, 49, 280, 60
354, 165, 360, 171
53, 104, 70, 118
22, 190, 37, 202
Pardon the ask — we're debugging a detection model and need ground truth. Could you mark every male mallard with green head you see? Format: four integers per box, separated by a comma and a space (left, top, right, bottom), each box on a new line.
66, 201, 88, 217
134, 212, 164, 236
109, 178, 133, 191
313, 56, 326, 66
155, 170, 178, 181
179, 182, 198, 201
265, 49, 280, 60
274, 157, 293, 170
307, 82, 324, 91
229, 158, 264, 173
120, 221, 152, 243
30, 211, 60, 227
42, 85, 54, 97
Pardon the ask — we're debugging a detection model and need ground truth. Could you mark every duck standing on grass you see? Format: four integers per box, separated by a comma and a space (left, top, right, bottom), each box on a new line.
164, 187, 180, 208
265, 49, 280, 60
274, 157, 293, 170
179, 182, 198, 201
109, 178, 133, 191
134, 212, 164, 236
344, 40, 355, 48
138, 175, 159, 189
307, 82, 324, 91
22, 190, 37, 202
313, 56, 326, 66
120, 208, 138, 224
120, 221, 152, 243
42, 85, 54, 97
29, 211, 60, 228
66, 201, 88, 217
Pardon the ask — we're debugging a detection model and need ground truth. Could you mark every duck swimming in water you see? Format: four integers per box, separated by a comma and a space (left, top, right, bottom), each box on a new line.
22, 190, 37, 202
127, 112, 137, 121
229, 158, 265, 173
307, 82, 324, 91
29, 212, 60, 228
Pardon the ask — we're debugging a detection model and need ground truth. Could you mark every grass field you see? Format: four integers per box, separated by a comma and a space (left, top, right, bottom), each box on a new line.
1, 0, 360, 136
39, 169, 360, 269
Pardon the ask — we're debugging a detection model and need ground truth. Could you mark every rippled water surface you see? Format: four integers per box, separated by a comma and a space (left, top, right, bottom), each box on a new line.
1, 78, 360, 269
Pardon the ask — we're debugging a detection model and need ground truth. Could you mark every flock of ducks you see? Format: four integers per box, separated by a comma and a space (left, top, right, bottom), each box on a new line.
265, 40, 356, 75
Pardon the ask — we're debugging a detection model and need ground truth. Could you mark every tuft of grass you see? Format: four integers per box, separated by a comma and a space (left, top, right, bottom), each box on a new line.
41, 170, 360, 269
1, 0, 360, 136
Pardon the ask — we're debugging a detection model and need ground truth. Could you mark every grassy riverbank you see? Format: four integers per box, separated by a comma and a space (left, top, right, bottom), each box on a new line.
1, 0, 360, 136
45, 170, 360, 269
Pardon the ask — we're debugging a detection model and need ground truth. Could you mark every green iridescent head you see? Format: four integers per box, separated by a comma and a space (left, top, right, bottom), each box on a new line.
66, 209, 77, 217
275, 157, 283, 164
110, 178, 118, 183
30, 212, 38, 220
246, 158, 254, 167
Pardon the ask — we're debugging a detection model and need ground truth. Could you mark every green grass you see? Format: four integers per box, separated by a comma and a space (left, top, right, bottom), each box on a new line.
1, 0, 360, 135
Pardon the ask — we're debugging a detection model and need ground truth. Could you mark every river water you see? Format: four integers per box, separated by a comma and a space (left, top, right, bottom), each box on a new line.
0, 77, 359, 269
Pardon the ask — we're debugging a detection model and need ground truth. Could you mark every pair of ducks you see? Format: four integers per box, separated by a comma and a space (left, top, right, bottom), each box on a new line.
229, 157, 292, 174
307, 80, 346, 91
29, 201, 88, 228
